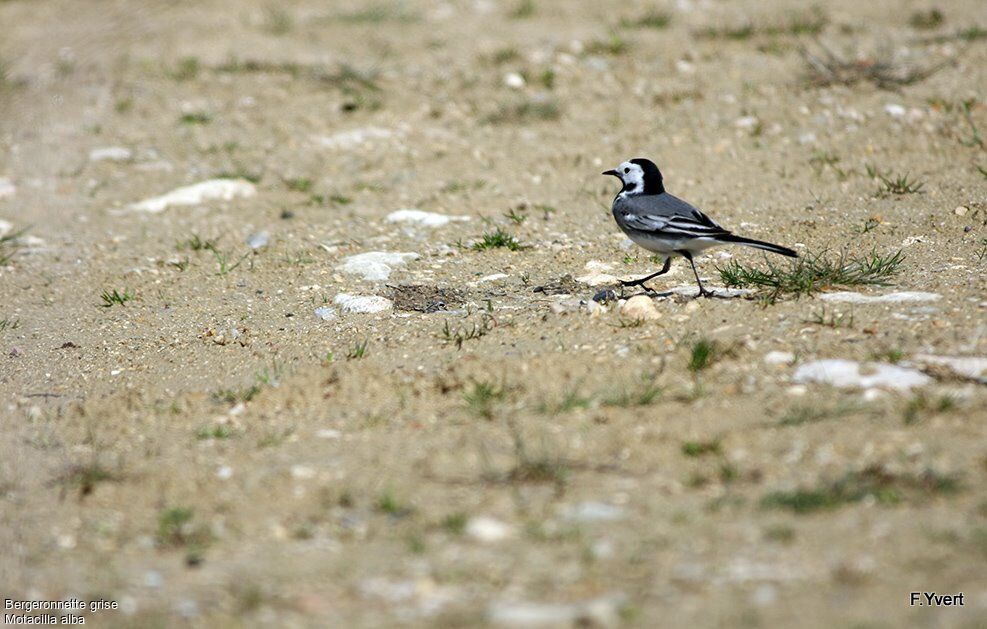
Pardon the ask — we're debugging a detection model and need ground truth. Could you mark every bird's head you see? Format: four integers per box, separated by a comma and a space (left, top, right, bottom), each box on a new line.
602, 158, 664, 195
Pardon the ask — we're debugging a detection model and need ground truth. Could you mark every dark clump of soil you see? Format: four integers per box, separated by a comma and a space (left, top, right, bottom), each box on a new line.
389, 284, 466, 313
532, 274, 581, 295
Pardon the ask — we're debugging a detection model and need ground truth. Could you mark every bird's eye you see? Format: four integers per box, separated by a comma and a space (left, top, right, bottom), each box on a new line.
623, 168, 629, 174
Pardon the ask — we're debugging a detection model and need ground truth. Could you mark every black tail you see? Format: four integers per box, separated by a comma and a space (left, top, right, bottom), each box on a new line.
719, 233, 798, 258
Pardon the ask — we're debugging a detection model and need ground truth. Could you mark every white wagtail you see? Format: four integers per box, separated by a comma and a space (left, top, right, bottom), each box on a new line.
603, 158, 797, 297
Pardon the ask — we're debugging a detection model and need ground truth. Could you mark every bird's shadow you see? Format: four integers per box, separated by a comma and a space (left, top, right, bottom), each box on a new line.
595, 285, 751, 302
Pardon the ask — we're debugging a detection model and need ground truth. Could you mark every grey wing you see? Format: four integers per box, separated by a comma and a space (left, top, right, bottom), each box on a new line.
616, 194, 730, 237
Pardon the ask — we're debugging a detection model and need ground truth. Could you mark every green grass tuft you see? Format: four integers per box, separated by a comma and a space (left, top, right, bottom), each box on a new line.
602, 377, 662, 408
910, 9, 944, 30
376, 490, 412, 517
169, 57, 201, 81
99, 288, 133, 308
336, 2, 418, 24
195, 424, 236, 440
463, 379, 506, 419
718, 249, 904, 303
584, 34, 628, 56
682, 440, 721, 457
620, 10, 671, 29
0, 225, 29, 265
508, 0, 536, 19
688, 338, 717, 373
472, 228, 523, 251
486, 97, 561, 124
179, 111, 212, 125
762, 466, 960, 514
871, 169, 925, 196
440, 512, 468, 534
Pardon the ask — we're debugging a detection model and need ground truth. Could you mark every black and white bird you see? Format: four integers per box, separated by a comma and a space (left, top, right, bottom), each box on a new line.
603, 158, 797, 297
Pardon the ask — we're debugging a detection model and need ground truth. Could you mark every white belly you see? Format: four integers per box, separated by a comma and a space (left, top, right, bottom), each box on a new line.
624, 229, 721, 255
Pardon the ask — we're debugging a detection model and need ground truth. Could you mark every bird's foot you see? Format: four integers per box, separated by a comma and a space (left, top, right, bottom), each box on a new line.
619, 279, 646, 288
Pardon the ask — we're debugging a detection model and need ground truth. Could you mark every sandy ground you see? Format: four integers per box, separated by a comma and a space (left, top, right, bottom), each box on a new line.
1, 0, 986, 627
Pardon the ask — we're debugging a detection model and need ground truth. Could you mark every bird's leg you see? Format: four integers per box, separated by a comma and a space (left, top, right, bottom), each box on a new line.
620, 256, 672, 290
679, 251, 714, 298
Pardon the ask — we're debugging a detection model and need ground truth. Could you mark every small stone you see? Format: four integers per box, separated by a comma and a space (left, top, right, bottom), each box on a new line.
764, 351, 795, 366
246, 231, 270, 249
884, 103, 906, 118
0, 177, 16, 200
488, 595, 624, 628
130, 179, 256, 213
336, 251, 419, 281
533, 274, 580, 295
477, 273, 508, 283
504, 72, 526, 89
819, 291, 940, 304
143, 571, 164, 588
466, 516, 514, 543
675, 59, 695, 74
386, 209, 470, 227
334, 294, 393, 314
752, 584, 778, 606
793, 359, 931, 392
619, 295, 661, 321
954, 206, 968, 216
314, 306, 336, 321
735, 115, 759, 130
562, 501, 625, 522
89, 146, 133, 162
593, 288, 618, 303
314, 126, 395, 150
913, 354, 987, 382
216, 466, 233, 480
175, 599, 199, 618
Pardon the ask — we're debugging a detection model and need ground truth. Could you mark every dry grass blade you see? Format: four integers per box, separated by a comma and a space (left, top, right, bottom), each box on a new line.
800, 42, 954, 90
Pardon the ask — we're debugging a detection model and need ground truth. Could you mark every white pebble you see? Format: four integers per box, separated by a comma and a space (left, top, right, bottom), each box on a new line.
562, 501, 625, 522
819, 291, 940, 304
245, 231, 270, 249
913, 354, 987, 381
504, 72, 526, 89
313, 127, 394, 150
793, 359, 931, 392
884, 103, 906, 118
735, 115, 759, 130
619, 295, 661, 321
89, 146, 133, 162
477, 273, 509, 283
130, 179, 256, 213
764, 351, 795, 366
334, 293, 393, 314
466, 516, 514, 543
0, 177, 15, 200
336, 251, 419, 281
314, 306, 336, 321
386, 209, 470, 227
